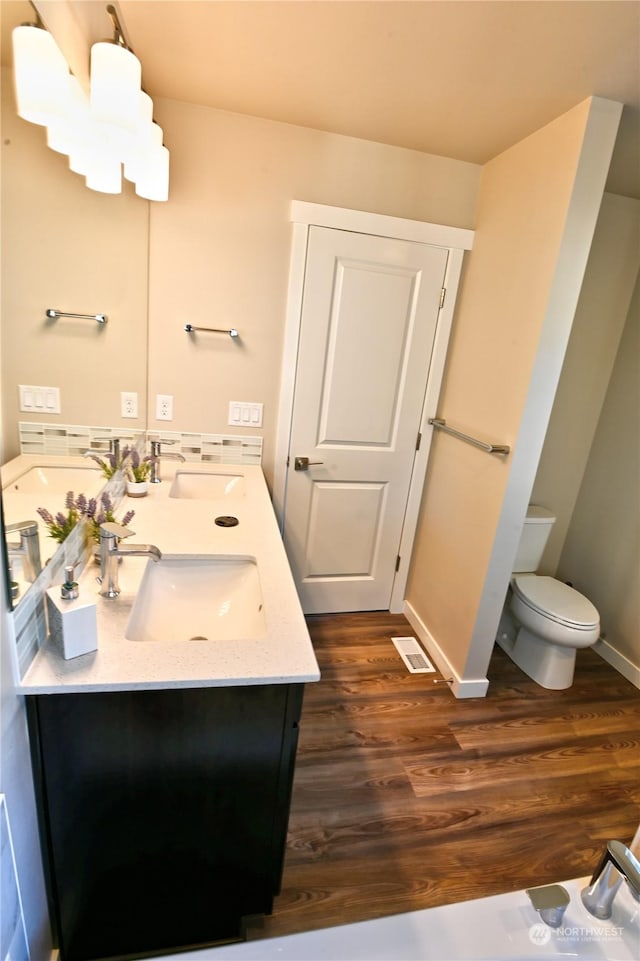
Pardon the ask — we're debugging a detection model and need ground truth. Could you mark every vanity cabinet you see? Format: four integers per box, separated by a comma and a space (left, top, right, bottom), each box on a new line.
26, 683, 304, 961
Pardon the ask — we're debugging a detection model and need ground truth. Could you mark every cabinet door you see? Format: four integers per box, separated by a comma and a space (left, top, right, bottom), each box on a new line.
28, 684, 303, 961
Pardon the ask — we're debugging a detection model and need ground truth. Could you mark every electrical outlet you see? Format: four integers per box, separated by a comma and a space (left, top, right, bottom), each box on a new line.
156, 394, 173, 421
120, 391, 138, 418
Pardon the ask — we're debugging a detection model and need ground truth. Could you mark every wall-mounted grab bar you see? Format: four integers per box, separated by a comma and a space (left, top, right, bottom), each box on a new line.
184, 324, 239, 339
46, 308, 108, 324
428, 417, 510, 455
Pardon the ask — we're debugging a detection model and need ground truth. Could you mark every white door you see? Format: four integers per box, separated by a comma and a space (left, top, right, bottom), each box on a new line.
283, 226, 449, 614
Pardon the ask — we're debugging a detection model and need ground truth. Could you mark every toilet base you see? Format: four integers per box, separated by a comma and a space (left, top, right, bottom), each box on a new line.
505, 626, 577, 690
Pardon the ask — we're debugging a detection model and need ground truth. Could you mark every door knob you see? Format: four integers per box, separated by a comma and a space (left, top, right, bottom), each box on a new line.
294, 456, 324, 471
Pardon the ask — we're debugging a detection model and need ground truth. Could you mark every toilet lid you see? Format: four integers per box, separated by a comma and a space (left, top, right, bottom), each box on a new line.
512, 575, 599, 629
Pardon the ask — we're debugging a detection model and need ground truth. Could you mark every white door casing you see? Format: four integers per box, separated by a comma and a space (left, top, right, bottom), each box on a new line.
273, 202, 473, 614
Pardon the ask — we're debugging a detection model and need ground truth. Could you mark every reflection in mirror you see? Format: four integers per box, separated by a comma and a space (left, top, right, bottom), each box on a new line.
1, 2, 150, 611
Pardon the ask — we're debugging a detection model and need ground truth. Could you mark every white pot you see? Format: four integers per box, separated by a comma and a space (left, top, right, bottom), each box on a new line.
126, 480, 148, 498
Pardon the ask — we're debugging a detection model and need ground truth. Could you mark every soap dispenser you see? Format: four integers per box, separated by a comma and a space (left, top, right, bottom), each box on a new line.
61, 565, 79, 600
46, 564, 98, 659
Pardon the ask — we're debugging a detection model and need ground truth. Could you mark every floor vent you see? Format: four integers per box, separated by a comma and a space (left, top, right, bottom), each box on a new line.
391, 636, 435, 674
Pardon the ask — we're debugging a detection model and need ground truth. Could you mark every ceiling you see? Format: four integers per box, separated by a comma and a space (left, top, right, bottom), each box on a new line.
3, 1, 640, 197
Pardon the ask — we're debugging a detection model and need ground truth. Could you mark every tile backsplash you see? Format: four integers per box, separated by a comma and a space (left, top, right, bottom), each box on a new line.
19, 422, 263, 464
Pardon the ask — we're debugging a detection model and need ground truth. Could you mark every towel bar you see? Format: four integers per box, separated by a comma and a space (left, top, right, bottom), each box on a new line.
428, 418, 510, 455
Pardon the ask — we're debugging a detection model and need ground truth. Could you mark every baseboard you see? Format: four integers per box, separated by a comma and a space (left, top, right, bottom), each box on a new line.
403, 601, 489, 699
594, 638, 640, 690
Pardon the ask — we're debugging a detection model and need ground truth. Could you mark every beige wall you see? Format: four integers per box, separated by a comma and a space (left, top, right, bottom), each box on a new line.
405, 98, 622, 684
1, 67, 149, 460
1, 82, 480, 475
558, 272, 640, 671
532, 193, 640, 573
146, 98, 480, 482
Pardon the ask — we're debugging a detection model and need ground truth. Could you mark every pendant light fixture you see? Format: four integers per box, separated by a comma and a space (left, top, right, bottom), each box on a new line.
90, 5, 142, 134
12, 16, 70, 127
12, 3, 169, 201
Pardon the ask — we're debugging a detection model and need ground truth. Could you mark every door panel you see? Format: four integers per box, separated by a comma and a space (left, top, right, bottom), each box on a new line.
284, 226, 448, 613
306, 482, 386, 577
319, 260, 417, 446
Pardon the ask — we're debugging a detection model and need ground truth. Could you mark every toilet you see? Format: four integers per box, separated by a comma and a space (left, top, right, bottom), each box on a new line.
496, 506, 600, 690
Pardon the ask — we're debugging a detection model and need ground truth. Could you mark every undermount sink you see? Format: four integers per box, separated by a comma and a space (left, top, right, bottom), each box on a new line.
125, 556, 266, 642
169, 470, 245, 499
3, 465, 103, 495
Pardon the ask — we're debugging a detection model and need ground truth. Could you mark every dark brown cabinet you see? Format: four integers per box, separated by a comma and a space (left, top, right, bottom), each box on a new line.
27, 683, 304, 961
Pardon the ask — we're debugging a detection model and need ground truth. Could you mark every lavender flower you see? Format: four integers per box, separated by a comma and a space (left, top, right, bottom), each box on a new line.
36, 490, 135, 545
36, 507, 55, 526
36, 493, 82, 543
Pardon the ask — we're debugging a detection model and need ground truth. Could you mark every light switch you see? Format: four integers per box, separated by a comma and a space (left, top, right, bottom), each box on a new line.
228, 402, 263, 428
19, 384, 60, 413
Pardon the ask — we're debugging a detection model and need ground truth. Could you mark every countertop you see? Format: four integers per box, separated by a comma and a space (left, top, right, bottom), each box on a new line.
17, 460, 320, 694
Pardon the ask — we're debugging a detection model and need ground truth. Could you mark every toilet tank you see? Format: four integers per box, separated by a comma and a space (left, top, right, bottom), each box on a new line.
513, 505, 556, 573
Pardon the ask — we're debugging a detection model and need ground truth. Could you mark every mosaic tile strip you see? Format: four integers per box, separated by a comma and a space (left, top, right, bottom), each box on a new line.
19, 422, 145, 457
19, 424, 263, 464
145, 430, 263, 464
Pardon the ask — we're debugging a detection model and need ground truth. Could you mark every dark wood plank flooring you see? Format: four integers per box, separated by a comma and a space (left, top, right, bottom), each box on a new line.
248, 612, 640, 941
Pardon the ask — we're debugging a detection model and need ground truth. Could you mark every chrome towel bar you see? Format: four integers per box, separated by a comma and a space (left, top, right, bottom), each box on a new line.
184, 324, 239, 338
46, 308, 108, 324
428, 417, 510, 455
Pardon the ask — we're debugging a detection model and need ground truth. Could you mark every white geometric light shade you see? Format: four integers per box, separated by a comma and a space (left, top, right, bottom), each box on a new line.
124, 119, 162, 183
12, 23, 70, 126
134, 143, 169, 202
85, 150, 123, 194
46, 76, 90, 156
90, 41, 142, 133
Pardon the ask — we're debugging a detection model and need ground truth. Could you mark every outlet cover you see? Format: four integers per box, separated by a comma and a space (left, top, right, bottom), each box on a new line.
156, 394, 173, 421
120, 391, 138, 418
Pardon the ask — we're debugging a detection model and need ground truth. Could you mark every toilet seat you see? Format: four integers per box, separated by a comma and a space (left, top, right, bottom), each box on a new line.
511, 575, 599, 631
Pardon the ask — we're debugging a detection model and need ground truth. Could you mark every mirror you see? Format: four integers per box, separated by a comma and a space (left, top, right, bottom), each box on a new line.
1, 1, 150, 610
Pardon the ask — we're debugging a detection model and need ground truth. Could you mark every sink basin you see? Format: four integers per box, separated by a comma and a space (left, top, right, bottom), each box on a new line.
126, 556, 266, 642
169, 471, 245, 499
3, 465, 103, 495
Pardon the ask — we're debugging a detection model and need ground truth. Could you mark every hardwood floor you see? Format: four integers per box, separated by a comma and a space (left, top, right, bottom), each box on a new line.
249, 612, 640, 941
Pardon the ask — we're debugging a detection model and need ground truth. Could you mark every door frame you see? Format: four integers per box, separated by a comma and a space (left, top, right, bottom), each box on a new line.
273, 201, 474, 613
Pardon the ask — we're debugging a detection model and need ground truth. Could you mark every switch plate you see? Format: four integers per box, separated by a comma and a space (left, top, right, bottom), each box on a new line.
156, 394, 173, 421
228, 402, 263, 427
19, 384, 60, 414
120, 391, 138, 418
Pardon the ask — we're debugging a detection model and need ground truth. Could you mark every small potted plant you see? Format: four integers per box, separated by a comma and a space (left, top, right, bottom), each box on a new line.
122, 446, 155, 497
37, 492, 135, 563
37, 491, 84, 543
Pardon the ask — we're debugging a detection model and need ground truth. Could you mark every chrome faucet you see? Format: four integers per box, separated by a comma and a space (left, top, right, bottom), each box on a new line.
149, 440, 185, 484
581, 840, 640, 919
5, 520, 42, 582
98, 522, 161, 598
109, 437, 120, 465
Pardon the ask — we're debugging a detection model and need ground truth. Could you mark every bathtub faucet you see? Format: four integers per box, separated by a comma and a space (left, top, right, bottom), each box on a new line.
581, 839, 640, 919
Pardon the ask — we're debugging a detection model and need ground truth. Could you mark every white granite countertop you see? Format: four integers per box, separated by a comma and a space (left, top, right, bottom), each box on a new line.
18, 461, 320, 694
